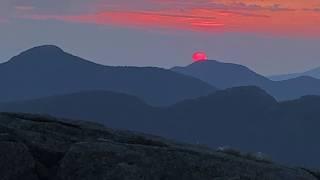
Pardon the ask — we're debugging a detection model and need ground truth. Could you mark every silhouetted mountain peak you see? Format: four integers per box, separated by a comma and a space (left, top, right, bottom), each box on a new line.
184, 60, 250, 70
15, 45, 64, 58
6, 45, 66, 64
171, 60, 252, 77
191, 59, 220, 65
28, 44, 63, 51
171, 60, 270, 89
4, 45, 99, 69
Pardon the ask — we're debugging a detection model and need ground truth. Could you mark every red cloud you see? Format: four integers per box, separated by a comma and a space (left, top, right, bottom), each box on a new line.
21, 0, 320, 36
27, 10, 226, 31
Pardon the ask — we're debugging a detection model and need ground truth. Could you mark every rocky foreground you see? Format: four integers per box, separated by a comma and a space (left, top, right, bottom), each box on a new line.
0, 113, 319, 180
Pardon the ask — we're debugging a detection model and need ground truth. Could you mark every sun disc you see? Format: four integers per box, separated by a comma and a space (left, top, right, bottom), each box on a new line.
192, 52, 208, 62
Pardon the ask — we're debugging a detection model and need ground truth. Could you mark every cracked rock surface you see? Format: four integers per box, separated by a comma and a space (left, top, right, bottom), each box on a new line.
0, 112, 318, 180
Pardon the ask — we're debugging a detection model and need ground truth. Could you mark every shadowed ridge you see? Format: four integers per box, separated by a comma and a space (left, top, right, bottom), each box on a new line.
173, 86, 277, 108
212, 86, 277, 104
0, 90, 156, 129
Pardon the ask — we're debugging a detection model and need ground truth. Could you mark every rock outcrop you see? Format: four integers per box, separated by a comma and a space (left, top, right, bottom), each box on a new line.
0, 112, 317, 180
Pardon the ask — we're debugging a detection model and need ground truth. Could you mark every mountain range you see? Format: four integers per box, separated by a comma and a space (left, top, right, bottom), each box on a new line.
172, 60, 320, 101
2, 45, 320, 168
0, 45, 215, 106
1, 86, 320, 167
3, 45, 320, 103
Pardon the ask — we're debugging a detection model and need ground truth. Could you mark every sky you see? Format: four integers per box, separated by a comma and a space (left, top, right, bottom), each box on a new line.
0, 0, 320, 75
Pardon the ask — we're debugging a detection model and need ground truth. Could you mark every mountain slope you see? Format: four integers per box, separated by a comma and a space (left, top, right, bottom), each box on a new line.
269, 73, 301, 81
2, 87, 320, 167
270, 66, 320, 81
0, 112, 317, 180
171, 60, 320, 101
0, 45, 215, 106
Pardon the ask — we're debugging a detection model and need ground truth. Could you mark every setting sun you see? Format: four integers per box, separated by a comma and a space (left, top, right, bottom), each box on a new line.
192, 52, 208, 62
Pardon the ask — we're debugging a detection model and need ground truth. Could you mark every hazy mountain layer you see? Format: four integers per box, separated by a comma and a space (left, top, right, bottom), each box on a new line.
2, 87, 320, 167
